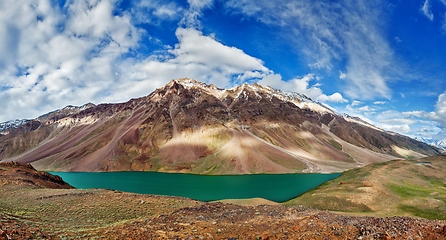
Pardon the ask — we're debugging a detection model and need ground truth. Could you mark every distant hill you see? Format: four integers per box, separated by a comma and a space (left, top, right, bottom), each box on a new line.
415, 137, 446, 151
286, 155, 446, 220
0, 161, 72, 189
0, 78, 439, 173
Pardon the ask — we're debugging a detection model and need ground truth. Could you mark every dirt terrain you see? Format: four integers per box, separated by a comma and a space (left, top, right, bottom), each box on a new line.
1, 162, 446, 239
98, 203, 446, 239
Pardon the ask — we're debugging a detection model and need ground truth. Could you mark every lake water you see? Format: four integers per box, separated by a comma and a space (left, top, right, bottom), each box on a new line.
50, 172, 340, 202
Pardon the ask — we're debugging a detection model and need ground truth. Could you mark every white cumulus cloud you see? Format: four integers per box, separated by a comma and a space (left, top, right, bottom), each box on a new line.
258, 74, 348, 103
428, 92, 446, 127
108, 27, 271, 102
0, 0, 140, 121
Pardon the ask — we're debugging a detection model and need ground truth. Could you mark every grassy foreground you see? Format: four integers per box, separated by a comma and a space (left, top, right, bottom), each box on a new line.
1, 188, 200, 237
0, 162, 200, 238
286, 155, 446, 219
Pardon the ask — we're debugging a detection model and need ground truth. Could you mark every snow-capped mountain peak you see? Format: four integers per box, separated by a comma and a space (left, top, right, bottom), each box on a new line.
0, 119, 30, 133
414, 137, 446, 150
172, 78, 334, 115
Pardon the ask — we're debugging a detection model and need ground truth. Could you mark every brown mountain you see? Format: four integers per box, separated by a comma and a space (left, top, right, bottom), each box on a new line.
0, 78, 440, 173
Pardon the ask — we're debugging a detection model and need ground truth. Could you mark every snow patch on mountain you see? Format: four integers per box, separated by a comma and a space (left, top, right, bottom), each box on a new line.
0, 103, 96, 135
342, 114, 384, 132
0, 119, 29, 134
415, 137, 446, 150
37, 103, 96, 123
174, 78, 334, 115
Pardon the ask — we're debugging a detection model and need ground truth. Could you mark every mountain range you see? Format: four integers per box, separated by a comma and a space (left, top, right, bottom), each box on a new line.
0, 78, 440, 174
414, 137, 446, 150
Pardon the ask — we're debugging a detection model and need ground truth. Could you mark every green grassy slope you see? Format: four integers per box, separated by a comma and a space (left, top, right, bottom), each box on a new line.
285, 155, 446, 220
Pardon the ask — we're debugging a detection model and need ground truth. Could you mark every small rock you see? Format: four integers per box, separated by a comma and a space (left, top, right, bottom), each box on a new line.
0, 229, 11, 240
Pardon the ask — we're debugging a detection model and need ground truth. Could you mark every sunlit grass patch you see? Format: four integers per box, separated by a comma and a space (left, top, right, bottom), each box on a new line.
387, 183, 434, 198
398, 205, 446, 220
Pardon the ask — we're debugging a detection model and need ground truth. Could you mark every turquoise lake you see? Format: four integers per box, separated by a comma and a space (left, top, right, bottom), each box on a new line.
50, 172, 340, 202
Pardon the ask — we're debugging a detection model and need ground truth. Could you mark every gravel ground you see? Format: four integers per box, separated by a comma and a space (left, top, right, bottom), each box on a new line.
97, 202, 446, 239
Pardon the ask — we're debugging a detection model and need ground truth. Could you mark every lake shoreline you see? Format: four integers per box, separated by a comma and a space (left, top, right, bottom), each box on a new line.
50, 171, 341, 202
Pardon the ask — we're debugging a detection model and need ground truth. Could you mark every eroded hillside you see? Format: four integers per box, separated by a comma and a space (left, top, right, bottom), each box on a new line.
0, 78, 439, 173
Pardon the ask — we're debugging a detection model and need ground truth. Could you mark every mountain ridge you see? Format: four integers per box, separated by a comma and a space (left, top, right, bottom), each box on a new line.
415, 137, 446, 150
0, 78, 440, 173
0, 119, 30, 135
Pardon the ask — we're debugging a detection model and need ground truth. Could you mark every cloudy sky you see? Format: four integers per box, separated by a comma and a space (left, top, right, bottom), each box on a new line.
1, 0, 446, 142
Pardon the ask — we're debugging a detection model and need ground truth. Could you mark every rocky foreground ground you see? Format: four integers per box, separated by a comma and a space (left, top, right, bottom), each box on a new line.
1, 162, 446, 239
97, 203, 446, 239
2, 201, 446, 239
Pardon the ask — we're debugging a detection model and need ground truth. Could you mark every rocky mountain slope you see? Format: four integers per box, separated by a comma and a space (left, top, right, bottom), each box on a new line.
0, 78, 440, 173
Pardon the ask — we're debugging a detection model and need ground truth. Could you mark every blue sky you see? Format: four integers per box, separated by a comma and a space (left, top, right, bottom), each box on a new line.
1, 0, 446, 142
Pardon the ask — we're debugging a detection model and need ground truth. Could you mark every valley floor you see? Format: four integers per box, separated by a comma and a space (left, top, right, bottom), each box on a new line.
2, 197, 446, 239
1, 162, 446, 239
